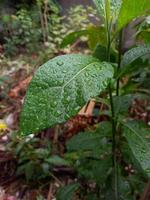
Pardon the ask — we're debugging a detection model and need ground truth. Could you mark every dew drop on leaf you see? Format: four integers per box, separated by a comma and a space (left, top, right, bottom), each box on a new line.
57, 61, 64, 66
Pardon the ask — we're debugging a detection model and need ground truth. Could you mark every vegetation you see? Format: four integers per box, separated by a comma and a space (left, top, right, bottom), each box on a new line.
0, 0, 150, 199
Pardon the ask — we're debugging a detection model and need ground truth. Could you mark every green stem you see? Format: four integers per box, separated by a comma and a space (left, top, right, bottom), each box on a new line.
105, 11, 119, 200
116, 30, 123, 96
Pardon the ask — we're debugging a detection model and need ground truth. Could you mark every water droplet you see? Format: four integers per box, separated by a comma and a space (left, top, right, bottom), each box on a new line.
57, 61, 64, 66
53, 101, 57, 106
145, 168, 150, 174
141, 148, 146, 153
66, 96, 71, 101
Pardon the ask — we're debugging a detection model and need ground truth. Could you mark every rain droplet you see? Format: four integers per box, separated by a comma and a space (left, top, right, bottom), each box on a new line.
66, 96, 71, 101
57, 61, 64, 66
53, 101, 57, 106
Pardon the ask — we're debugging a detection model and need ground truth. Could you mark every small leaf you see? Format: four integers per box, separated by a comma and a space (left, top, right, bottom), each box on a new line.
60, 30, 88, 48
77, 156, 112, 184
123, 120, 150, 177
56, 183, 80, 200
20, 54, 114, 135
93, 44, 116, 62
87, 26, 107, 49
118, 0, 150, 30
113, 94, 134, 117
60, 26, 107, 50
93, 0, 121, 21
34, 148, 49, 159
46, 155, 69, 166
67, 124, 112, 153
121, 44, 150, 67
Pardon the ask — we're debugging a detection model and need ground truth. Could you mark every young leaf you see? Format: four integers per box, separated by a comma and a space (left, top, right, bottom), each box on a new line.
93, 0, 106, 18
121, 44, 150, 67
20, 54, 114, 135
56, 183, 80, 200
93, 0, 121, 21
61, 26, 106, 50
60, 30, 88, 48
46, 155, 70, 166
123, 120, 150, 177
87, 26, 107, 49
118, 0, 150, 30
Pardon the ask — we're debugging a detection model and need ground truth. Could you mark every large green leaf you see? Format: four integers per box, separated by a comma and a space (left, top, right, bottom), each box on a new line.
56, 183, 80, 200
118, 0, 150, 30
20, 54, 114, 135
121, 44, 150, 67
123, 120, 150, 177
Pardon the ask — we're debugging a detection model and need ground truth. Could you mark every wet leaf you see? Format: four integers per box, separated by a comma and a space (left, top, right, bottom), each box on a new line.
123, 120, 150, 177
20, 54, 114, 135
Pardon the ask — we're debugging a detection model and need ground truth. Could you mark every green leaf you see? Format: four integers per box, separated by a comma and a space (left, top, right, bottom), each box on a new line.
118, 0, 150, 30
67, 123, 112, 153
56, 183, 80, 200
87, 26, 107, 50
77, 156, 112, 184
113, 94, 134, 117
93, 44, 116, 62
60, 30, 88, 48
123, 120, 150, 177
67, 132, 103, 152
46, 155, 69, 166
60, 26, 107, 50
93, 0, 121, 21
121, 44, 150, 67
20, 54, 114, 135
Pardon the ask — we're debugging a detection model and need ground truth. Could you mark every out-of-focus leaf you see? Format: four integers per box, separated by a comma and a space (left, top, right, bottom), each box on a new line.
56, 183, 80, 200
93, 44, 116, 62
123, 120, 150, 177
137, 29, 150, 43
118, 0, 150, 30
60, 30, 88, 48
113, 94, 134, 117
93, 0, 122, 21
60, 26, 107, 50
87, 26, 107, 49
46, 155, 70, 166
77, 156, 112, 184
67, 123, 112, 153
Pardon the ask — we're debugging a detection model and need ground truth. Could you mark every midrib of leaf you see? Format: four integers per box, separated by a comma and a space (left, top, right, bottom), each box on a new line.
62, 61, 99, 89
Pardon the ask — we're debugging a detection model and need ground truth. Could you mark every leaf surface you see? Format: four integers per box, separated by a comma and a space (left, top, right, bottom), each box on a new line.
93, 0, 121, 20
20, 54, 114, 135
123, 120, 150, 177
60, 30, 87, 48
118, 0, 150, 30
56, 183, 80, 200
121, 44, 150, 67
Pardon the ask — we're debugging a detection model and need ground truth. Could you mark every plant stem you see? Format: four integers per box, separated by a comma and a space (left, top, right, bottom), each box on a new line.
116, 30, 123, 96
108, 84, 118, 200
105, 11, 119, 199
